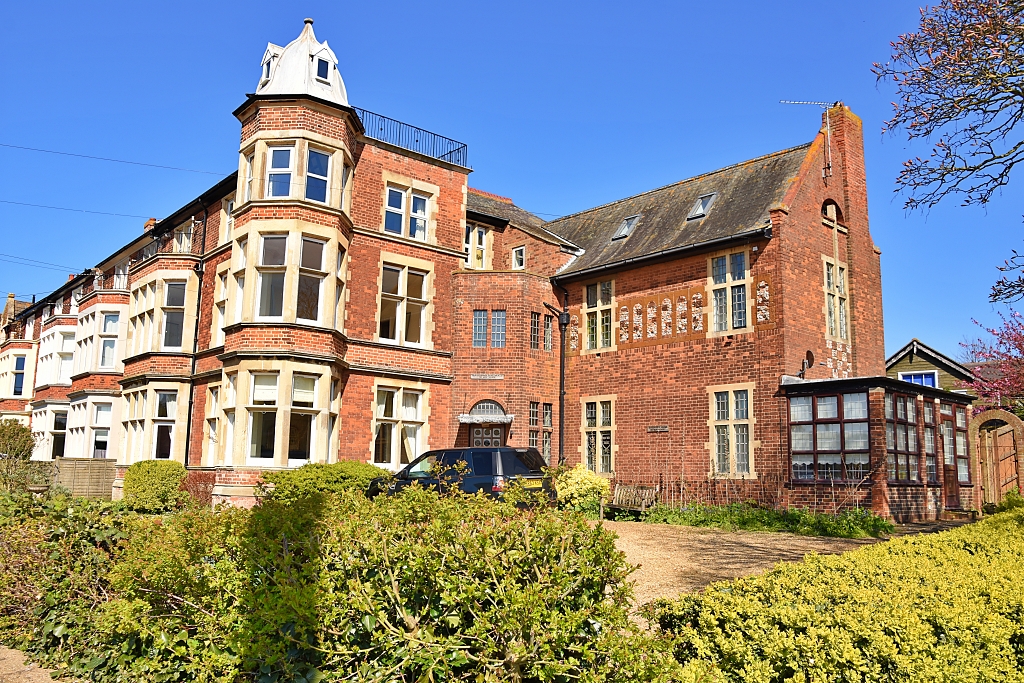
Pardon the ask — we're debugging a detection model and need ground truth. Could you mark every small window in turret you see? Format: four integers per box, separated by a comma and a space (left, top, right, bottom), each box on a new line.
316, 59, 330, 81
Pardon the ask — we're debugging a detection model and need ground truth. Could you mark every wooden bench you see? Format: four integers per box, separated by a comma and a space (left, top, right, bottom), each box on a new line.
601, 482, 660, 518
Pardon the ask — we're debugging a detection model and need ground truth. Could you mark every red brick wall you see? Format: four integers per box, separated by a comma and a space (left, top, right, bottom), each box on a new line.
450, 271, 562, 453
348, 144, 468, 252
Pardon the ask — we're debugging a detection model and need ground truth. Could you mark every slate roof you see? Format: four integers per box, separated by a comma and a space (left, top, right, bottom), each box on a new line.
543, 142, 813, 277
466, 188, 577, 248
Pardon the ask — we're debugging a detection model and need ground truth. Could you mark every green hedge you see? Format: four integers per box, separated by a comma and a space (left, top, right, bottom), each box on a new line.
121, 460, 188, 512
645, 509, 1024, 682
641, 502, 894, 538
256, 461, 387, 503
0, 489, 684, 682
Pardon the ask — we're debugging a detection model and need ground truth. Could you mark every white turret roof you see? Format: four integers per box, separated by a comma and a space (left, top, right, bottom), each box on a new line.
255, 19, 348, 107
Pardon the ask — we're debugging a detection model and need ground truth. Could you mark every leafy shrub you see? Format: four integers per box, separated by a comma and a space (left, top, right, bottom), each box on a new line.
995, 487, 1024, 513
646, 509, 1024, 682
555, 463, 610, 516
0, 419, 39, 493
0, 492, 131, 674
2, 488, 684, 682
256, 460, 388, 503
642, 502, 894, 538
121, 460, 188, 512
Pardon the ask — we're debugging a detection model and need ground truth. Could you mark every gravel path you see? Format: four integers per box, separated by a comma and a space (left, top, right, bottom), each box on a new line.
0, 647, 59, 683
605, 520, 878, 606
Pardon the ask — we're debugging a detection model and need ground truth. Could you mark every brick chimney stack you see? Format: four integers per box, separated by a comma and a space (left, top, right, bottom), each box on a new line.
144, 218, 157, 232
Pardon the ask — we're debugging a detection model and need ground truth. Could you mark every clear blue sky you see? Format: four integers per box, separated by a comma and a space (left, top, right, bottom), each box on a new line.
0, 1, 1018, 358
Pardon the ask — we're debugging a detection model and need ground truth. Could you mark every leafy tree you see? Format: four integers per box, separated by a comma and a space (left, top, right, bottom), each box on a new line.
874, 0, 1024, 211
0, 419, 38, 492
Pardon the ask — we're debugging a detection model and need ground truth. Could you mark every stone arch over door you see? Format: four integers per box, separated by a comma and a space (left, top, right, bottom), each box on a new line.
969, 408, 1024, 508
458, 400, 512, 448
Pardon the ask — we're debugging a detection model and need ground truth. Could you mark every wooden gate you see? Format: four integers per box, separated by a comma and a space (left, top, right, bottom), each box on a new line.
973, 410, 1024, 509
995, 426, 1018, 498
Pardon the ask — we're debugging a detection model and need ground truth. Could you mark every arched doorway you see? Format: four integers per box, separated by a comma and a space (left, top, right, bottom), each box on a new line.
460, 400, 511, 447
969, 409, 1024, 507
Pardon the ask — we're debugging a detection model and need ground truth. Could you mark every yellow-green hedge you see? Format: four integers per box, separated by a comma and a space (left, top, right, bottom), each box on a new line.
646, 510, 1024, 682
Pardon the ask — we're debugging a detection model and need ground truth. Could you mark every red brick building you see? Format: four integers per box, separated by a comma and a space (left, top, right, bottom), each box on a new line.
0, 20, 978, 519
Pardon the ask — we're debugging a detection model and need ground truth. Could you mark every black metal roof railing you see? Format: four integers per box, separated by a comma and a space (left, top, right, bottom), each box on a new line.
354, 107, 468, 168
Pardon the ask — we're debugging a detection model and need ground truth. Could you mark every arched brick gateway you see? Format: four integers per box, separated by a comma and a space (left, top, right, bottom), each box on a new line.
969, 408, 1024, 509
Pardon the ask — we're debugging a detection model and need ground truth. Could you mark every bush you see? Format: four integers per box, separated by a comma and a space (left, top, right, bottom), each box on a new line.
995, 487, 1024, 513
1, 488, 684, 682
256, 460, 388, 503
641, 502, 894, 538
0, 492, 131, 666
555, 463, 610, 516
645, 509, 1024, 682
121, 460, 188, 512
0, 419, 39, 493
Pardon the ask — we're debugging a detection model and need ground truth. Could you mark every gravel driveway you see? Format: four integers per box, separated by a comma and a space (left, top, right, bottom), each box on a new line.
604, 520, 878, 606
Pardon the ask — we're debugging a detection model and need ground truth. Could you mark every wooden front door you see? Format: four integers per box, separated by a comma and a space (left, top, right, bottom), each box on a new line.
941, 419, 959, 508
471, 425, 504, 447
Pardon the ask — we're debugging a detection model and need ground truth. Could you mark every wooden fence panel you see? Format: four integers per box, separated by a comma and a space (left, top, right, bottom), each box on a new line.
54, 458, 116, 499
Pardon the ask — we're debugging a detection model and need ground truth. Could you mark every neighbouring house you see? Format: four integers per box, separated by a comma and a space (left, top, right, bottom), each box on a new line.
885, 338, 974, 392
0, 19, 983, 520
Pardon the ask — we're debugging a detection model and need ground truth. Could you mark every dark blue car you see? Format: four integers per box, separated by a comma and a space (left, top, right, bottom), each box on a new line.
369, 447, 554, 501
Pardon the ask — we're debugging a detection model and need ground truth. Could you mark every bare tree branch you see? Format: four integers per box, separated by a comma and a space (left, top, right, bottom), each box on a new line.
874, 0, 1024, 209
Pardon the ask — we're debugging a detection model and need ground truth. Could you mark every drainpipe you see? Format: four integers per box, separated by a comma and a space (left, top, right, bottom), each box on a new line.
545, 282, 571, 466
182, 205, 208, 469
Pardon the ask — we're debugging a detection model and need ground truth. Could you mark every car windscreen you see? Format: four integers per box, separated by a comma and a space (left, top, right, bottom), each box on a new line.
500, 449, 546, 475
406, 452, 439, 478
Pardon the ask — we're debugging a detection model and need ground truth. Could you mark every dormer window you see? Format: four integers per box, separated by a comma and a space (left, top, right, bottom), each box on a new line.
612, 215, 640, 240
264, 61, 271, 80
688, 193, 716, 220
316, 58, 330, 81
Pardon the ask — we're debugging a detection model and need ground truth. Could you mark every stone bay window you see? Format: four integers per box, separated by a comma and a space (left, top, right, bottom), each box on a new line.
233, 231, 346, 329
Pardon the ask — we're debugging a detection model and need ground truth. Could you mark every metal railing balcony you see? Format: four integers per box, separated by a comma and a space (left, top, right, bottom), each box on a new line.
354, 107, 468, 168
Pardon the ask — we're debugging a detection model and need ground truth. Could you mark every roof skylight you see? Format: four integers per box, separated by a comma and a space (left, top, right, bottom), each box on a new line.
612, 214, 640, 240
687, 193, 716, 220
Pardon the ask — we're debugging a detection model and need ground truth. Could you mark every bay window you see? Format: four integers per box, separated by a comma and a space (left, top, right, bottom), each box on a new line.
249, 374, 278, 461
99, 313, 118, 368
305, 149, 330, 203
162, 282, 186, 349
289, 375, 316, 462
257, 235, 287, 319
154, 390, 177, 460
297, 237, 325, 322
267, 146, 294, 198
